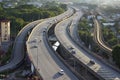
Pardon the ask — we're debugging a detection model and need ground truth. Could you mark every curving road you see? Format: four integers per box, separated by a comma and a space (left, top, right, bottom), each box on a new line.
68, 10, 83, 44
0, 19, 44, 73
55, 10, 120, 80
93, 18, 112, 54
26, 8, 79, 80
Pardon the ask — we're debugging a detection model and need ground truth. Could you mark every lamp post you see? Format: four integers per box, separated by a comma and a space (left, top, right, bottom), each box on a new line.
34, 38, 39, 70
36, 45, 38, 70
71, 50, 76, 70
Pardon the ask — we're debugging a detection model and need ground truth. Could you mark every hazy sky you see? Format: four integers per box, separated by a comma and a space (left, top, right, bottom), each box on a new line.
58, 0, 120, 5
57, 0, 120, 3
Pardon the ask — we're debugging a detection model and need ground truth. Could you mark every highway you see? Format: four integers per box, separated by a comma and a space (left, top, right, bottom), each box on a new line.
68, 10, 83, 44
55, 10, 120, 80
0, 19, 44, 73
93, 19, 112, 54
26, 8, 79, 80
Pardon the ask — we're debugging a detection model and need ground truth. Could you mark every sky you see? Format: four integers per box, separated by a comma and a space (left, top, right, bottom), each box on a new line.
56, 0, 120, 4
57, 0, 120, 6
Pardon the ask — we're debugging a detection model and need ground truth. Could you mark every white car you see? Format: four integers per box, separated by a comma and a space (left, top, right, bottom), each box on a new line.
89, 59, 95, 65
58, 69, 64, 75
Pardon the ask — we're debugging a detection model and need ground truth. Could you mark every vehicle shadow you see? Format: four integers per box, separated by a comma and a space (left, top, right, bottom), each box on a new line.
53, 72, 62, 79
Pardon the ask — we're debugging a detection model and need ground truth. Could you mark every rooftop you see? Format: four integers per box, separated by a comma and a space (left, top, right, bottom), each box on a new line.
0, 20, 10, 22
102, 22, 115, 26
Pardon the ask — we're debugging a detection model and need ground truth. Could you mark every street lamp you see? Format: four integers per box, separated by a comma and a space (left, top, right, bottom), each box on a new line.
71, 50, 76, 70
34, 38, 39, 70
36, 45, 38, 70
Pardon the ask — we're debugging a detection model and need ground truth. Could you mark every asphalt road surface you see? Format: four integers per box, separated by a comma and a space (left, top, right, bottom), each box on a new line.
55, 11, 120, 80
26, 8, 79, 80
0, 19, 44, 72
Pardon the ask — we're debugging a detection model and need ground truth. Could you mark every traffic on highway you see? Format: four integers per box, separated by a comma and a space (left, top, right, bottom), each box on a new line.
26, 8, 79, 80
0, 1, 120, 80
55, 9, 120, 80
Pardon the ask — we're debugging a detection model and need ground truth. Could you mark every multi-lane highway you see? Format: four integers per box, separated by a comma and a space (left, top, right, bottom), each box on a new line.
1, 4, 119, 80
55, 10, 120, 80
0, 19, 44, 73
26, 8, 79, 80
93, 19, 112, 54
68, 10, 83, 44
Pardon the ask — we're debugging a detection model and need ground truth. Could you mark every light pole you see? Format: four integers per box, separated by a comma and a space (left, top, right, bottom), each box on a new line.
36, 45, 38, 70
35, 38, 39, 70
71, 50, 76, 70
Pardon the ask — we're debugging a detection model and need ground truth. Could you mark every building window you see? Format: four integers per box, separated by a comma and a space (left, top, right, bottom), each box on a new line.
4, 38, 7, 40
5, 30, 7, 33
5, 22, 8, 25
5, 25, 7, 28
4, 34, 7, 37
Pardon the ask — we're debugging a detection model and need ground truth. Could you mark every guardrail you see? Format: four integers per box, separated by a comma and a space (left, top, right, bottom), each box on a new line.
93, 19, 112, 54
46, 23, 86, 80
67, 16, 120, 77
0, 19, 44, 73
26, 7, 75, 80
65, 19, 105, 80
26, 21, 45, 80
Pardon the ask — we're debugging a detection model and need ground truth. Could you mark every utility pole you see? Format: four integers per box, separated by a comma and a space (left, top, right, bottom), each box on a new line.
35, 38, 39, 70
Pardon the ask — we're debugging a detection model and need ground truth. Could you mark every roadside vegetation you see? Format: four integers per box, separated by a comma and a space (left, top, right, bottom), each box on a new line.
97, 17, 120, 68
78, 15, 120, 68
102, 27, 118, 48
78, 15, 101, 53
0, 1, 66, 38
112, 45, 120, 68
0, 1, 67, 77
0, 44, 13, 66
78, 15, 93, 48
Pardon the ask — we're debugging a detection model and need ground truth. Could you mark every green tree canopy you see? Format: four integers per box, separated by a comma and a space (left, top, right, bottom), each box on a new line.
108, 38, 117, 47
112, 45, 120, 68
0, 3, 66, 36
0, 4, 3, 11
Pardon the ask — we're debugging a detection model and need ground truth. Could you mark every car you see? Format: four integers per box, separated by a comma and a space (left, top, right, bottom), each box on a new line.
32, 45, 37, 48
32, 38, 37, 43
58, 69, 64, 75
69, 47, 74, 50
71, 50, 76, 54
89, 59, 95, 65
43, 28, 47, 32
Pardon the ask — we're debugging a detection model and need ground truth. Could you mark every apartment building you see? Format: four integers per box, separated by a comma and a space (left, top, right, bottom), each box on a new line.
0, 20, 10, 43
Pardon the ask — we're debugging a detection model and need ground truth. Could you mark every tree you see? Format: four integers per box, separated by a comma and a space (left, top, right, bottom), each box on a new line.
112, 45, 120, 68
101, 19, 106, 23
78, 30, 90, 47
0, 2, 66, 37
108, 38, 117, 47
0, 4, 3, 11
59, 4, 67, 10
15, 18, 25, 29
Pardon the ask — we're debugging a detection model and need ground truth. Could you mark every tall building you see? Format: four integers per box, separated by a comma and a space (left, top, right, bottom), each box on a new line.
0, 20, 10, 43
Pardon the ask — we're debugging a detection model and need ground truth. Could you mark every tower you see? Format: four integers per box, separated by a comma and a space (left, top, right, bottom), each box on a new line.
0, 20, 10, 42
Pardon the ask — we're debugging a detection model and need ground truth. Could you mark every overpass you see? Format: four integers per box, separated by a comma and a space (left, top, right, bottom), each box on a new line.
0, 19, 44, 73
1, 5, 119, 80
55, 10, 120, 80
68, 9, 120, 80
26, 8, 79, 80
93, 18, 112, 54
